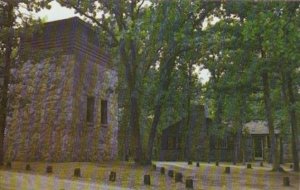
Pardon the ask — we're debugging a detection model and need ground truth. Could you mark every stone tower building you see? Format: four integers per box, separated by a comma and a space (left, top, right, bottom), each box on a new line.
4, 17, 118, 162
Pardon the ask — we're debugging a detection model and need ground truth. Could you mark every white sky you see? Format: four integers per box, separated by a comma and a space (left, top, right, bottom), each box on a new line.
33, 1, 210, 83
34, 1, 78, 21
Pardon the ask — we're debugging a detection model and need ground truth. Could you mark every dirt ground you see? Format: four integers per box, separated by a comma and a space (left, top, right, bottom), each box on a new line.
0, 161, 299, 190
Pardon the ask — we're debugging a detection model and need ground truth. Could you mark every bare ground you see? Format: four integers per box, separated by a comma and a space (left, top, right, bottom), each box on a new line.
0, 161, 299, 190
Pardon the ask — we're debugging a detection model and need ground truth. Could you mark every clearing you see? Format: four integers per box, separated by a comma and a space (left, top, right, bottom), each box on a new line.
0, 161, 299, 190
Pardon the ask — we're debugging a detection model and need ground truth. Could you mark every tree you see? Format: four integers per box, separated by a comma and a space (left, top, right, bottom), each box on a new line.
145, 0, 220, 164
0, 0, 52, 165
58, 0, 220, 164
223, 1, 299, 171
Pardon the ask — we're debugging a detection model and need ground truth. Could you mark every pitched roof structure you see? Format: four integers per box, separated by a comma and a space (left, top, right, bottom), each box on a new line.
243, 121, 280, 135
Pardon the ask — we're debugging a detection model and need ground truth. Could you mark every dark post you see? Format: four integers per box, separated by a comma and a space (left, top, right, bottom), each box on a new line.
25, 164, 31, 171
186, 178, 193, 189
160, 167, 165, 174
109, 171, 116, 182
74, 168, 81, 177
225, 167, 230, 174
290, 164, 293, 169
175, 172, 183, 182
188, 161, 192, 165
196, 162, 200, 167
46, 166, 53, 173
144, 175, 151, 185
283, 177, 290, 186
260, 162, 263, 167
215, 161, 219, 166
168, 170, 174, 177
152, 164, 156, 171
247, 163, 252, 169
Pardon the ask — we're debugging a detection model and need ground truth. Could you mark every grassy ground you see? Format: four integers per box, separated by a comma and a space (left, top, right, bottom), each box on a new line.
0, 161, 299, 189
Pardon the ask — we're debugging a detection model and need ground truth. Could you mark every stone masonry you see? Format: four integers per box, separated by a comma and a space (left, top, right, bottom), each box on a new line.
4, 17, 118, 162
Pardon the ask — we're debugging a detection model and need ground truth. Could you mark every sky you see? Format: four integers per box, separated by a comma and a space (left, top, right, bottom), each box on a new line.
33, 1, 210, 83
34, 1, 78, 21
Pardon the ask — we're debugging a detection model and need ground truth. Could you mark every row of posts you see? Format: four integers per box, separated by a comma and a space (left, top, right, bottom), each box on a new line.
4, 161, 293, 188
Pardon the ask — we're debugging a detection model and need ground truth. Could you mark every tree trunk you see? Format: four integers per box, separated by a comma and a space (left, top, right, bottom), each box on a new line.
146, 56, 176, 164
129, 91, 143, 163
184, 61, 193, 161
215, 93, 223, 162
262, 71, 280, 171
146, 104, 162, 164
286, 75, 299, 172
0, 3, 13, 165
119, 37, 144, 164
120, 102, 130, 161
233, 93, 245, 164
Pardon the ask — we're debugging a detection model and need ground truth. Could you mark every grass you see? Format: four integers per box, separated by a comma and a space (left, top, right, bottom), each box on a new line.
0, 161, 299, 189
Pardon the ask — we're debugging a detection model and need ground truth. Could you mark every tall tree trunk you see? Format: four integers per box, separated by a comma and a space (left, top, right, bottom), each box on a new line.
129, 90, 143, 163
0, 3, 13, 165
120, 101, 130, 161
119, 38, 143, 164
233, 120, 239, 164
184, 61, 192, 161
146, 56, 176, 164
280, 72, 289, 165
146, 104, 162, 164
233, 94, 245, 164
286, 75, 299, 172
262, 71, 280, 171
215, 93, 223, 162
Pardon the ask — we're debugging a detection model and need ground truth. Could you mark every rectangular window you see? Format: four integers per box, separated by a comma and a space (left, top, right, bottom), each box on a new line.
86, 96, 95, 123
101, 100, 108, 124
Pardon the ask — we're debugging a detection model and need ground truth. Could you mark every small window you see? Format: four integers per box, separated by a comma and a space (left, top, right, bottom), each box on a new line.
87, 96, 95, 123
101, 100, 108, 124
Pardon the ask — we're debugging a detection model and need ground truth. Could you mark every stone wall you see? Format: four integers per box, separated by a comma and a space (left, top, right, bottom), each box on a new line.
4, 54, 118, 162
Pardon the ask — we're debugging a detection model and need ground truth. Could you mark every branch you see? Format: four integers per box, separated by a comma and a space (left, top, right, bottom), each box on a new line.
58, 0, 118, 47
136, 0, 145, 17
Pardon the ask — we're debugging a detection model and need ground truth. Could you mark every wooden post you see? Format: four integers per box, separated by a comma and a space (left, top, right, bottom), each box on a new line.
188, 161, 192, 165
247, 163, 252, 169
25, 164, 31, 171
225, 167, 230, 174
144, 175, 150, 185
109, 171, 116, 182
196, 162, 200, 167
290, 164, 293, 169
186, 178, 193, 189
160, 167, 165, 174
283, 177, 290, 186
215, 161, 219, 166
46, 166, 53, 173
168, 170, 174, 177
260, 162, 263, 167
175, 172, 183, 182
152, 164, 156, 171
74, 168, 81, 177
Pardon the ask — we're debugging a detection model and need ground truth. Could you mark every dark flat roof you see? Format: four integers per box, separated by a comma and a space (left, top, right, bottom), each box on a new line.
21, 17, 111, 66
